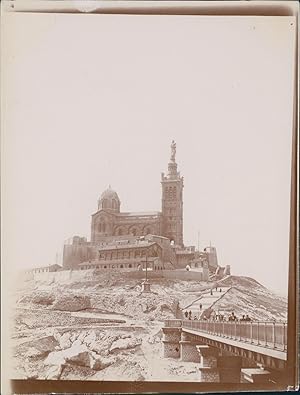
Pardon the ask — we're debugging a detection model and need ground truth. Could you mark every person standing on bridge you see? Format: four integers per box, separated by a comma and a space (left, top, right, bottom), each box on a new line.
199, 303, 202, 310
229, 312, 237, 321
188, 310, 192, 320
184, 311, 188, 319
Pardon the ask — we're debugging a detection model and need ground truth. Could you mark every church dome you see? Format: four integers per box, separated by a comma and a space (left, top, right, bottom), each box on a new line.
98, 185, 120, 212
100, 186, 120, 201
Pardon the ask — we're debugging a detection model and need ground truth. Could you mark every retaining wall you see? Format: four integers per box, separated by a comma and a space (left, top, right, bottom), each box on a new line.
32, 268, 208, 283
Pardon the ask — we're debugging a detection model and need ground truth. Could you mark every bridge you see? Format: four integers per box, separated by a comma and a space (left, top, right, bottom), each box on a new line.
162, 319, 287, 383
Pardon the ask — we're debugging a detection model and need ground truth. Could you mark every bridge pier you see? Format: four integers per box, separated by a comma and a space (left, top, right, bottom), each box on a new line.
218, 355, 242, 383
162, 327, 181, 359
241, 368, 271, 383
179, 332, 200, 362
197, 345, 220, 382
162, 319, 287, 384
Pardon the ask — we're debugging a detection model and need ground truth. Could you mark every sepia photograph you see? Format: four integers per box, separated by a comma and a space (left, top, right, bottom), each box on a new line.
1, 1, 298, 393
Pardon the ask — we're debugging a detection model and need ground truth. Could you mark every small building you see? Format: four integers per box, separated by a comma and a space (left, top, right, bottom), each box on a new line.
78, 238, 164, 271
30, 264, 62, 274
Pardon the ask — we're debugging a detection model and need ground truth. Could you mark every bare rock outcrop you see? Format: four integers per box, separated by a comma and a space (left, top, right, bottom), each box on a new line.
16, 335, 59, 361
18, 292, 55, 306
52, 295, 91, 312
109, 336, 142, 353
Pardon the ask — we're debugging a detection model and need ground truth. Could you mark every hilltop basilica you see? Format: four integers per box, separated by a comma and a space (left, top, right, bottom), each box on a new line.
63, 142, 223, 279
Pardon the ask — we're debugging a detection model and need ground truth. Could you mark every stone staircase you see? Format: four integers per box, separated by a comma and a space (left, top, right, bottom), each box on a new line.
182, 286, 231, 319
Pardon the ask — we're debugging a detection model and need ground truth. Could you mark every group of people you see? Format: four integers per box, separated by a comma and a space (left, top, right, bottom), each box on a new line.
228, 312, 251, 322
210, 287, 223, 296
240, 314, 252, 322
183, 310, 252, 322
184, 310, 194, 320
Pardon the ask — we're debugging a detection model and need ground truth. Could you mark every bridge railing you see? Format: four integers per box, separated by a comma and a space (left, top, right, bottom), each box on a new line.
181, 320, 287, 351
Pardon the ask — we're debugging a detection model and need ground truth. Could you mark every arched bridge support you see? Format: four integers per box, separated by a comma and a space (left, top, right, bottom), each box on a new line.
180, 331, 201, 362
218, 355, 242, 383
196, 346, 243, 383
162, 326, 181, 359
197, 345, 220, 382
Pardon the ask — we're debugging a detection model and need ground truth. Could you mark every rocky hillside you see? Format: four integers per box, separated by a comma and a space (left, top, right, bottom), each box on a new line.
10, 270, 287, 381
213, 275, 287, 321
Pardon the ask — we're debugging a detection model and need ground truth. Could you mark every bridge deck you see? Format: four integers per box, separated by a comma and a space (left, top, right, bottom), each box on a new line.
164, 319, 287, 362
183, 327, 287, 361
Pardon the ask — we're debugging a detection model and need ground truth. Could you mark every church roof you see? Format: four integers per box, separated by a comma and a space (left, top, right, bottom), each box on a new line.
117, 211, 161, 217
175, 250, 195, 255
91, 209, 161, 218
98, 241, 158, 251
100, 186, 120, 202
79, 257, 158, 266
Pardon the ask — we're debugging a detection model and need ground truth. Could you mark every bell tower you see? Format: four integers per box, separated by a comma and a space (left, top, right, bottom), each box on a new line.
161, 141, 184, 247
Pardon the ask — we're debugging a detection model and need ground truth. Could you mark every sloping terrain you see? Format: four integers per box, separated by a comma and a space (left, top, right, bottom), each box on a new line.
11, 270, 287, 381
213, 276, 287, 321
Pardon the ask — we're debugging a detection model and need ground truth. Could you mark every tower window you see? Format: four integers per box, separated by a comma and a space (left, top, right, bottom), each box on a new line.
173, 187, 176, 198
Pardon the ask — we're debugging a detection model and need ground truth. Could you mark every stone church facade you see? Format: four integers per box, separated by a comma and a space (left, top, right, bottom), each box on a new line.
62, 142, 216, 278
90, 140, 183, 246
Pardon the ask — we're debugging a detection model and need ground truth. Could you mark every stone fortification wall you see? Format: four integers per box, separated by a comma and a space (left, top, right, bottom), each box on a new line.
163, 269, 207, 281
33, 268, 208, 283
33, 269, 95, 282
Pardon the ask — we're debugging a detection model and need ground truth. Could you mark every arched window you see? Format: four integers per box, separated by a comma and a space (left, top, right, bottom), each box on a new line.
102, 199, 108, 209
131, 228, 137, 236
112, 199, 117, 209
172, 186, 176, 198
144, 227, 151, 235
118, 228, 123, 236
129, 264, 132, 268
104, 265, 107, 269
120, 264, 124, 269
166, 187, 171, 200
152, 248, 158, 257
98, 219, 106, 233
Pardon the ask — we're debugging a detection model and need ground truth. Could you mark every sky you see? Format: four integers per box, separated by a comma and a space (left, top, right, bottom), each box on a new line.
2, 13, 296, 295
